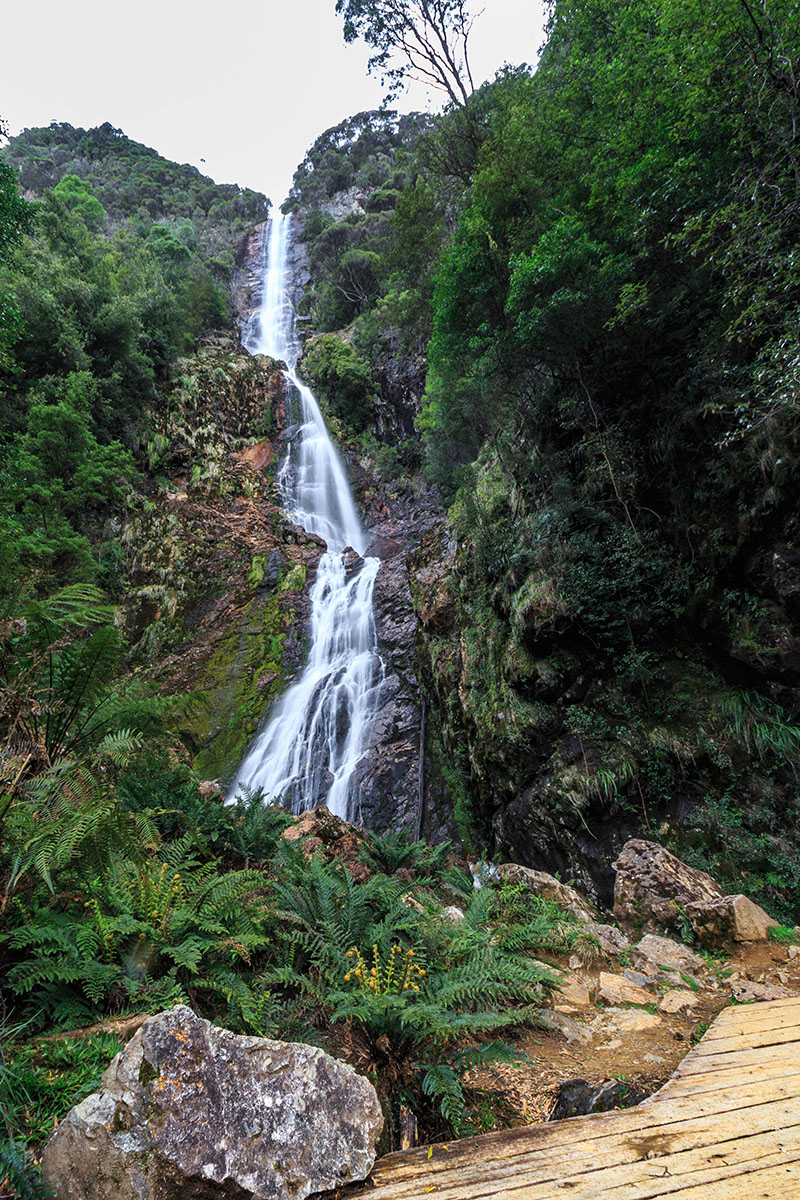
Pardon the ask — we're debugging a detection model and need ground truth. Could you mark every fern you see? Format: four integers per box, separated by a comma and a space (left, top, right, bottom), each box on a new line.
360, 828, 453, 877
0, 1139, 52, 1200
422, 1064, 466, 1132
721, 690, 800, 772
3, 853, 274, 1023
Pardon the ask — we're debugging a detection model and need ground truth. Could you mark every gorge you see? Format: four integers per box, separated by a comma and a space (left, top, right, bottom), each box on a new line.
2, 0, 800, 1184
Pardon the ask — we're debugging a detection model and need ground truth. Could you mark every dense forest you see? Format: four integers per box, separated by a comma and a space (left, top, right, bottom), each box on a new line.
2, 0, 800, 1190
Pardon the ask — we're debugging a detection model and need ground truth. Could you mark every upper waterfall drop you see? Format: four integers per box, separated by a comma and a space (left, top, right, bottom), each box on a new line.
229, 212, 383, 821
244, 214, 365, 555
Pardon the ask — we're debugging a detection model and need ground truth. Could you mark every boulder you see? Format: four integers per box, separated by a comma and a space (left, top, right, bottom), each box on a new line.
685, 893, 779, 946
41, 1006, 382, 1200
197, 779, 225, 802
496, 863, 598, 922
282, 806, 370, 882
582, 923, 631, 956
731, 980, 793, 1003
535, 1009, 594, 1045
601, 1009, 662, 1034
659, 989, 700, 1014
552, 976, 593, 1014
613, 839, 723, 934
550, 1077, 647, 1120
597, 972, 654, 1006
634, 933, 706, 978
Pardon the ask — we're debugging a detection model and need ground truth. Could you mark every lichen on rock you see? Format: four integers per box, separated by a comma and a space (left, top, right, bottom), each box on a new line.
41, 1005, 383, 1200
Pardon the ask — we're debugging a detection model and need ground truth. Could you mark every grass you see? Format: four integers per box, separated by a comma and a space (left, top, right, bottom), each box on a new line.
1, 1031, 124, 1146
768, 925, 800, 945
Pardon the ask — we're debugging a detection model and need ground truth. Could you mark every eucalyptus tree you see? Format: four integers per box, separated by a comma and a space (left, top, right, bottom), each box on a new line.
336, 0, 478, 105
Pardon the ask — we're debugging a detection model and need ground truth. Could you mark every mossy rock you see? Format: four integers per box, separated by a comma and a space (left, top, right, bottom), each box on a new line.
181, 586, 298, 783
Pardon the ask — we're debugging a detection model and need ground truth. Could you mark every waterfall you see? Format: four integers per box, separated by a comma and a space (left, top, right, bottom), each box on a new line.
228, 213, 383, 821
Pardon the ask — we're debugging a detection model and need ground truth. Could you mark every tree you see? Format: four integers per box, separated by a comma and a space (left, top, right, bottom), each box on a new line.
52, 174, 106, 232
0, 116, 34, 370
336, 0, 478, 106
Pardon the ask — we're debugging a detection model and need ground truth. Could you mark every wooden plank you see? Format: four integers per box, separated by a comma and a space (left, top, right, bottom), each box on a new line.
700, 1003, 800, 1041
562, 1147, 800, 1200
690, 1026, 800, 1057
658, 1063, 800, 1101
708, 996, 800, 1016
365, 1095, 800, 1200
670, 1040, 800, 1077
650, 1160, 800, 1199
368, 1075, 800, 1189
475, 1133, 800, 1200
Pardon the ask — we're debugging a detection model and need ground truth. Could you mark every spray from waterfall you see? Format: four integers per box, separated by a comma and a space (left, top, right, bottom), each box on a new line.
228, 213, 383, 820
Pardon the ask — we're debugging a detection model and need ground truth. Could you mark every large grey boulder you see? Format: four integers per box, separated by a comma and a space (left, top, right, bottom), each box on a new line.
685, 893, 779, 946
613, 839, 723, 934
41, 1005, 382, 1200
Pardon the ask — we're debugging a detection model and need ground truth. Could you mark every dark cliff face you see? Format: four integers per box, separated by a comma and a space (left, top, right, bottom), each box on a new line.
351, 486, 442, 835
231, 221, 268, 347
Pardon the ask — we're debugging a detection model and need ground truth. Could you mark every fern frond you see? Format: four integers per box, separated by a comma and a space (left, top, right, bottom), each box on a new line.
421, 1063, 466, 1133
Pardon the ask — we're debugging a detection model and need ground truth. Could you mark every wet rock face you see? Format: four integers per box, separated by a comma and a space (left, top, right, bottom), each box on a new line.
41, 1006, 382, 1200
352, 532, 423, 833
347, 481, 446, 838
232, 220, 268, 340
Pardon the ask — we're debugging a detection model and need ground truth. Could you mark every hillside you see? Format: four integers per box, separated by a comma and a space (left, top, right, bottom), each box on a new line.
2, 121, 267, 279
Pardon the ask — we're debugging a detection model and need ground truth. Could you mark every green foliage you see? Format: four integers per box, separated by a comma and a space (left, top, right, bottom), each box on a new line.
386, 0, 800, 913
287, 110, 432, 213
260, 856, 555, 1136
119, 763, 293, 864
0, 1139, 51, 1200
0, 134, 34, 370
1, 1029, 123, 1146
1, 372, 134, 591
2, 121, 267, 280
300, 334, 376, 432
288, 110, 433, 343
3, 852, 272, 1024
360, 827, 452, 877
52, 174, 105, 231
768, 925, 800, 945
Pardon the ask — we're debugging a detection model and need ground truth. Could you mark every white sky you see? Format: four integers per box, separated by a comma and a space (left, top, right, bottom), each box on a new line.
3, 0, 548, 205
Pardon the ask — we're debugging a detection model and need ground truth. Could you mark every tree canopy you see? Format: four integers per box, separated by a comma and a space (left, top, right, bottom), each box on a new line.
336, 0, 477, 104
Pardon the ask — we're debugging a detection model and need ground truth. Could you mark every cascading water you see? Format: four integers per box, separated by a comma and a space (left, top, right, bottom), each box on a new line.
228, 213, 383, 820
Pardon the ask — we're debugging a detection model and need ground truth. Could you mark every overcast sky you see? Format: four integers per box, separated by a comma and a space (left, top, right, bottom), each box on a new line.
4, 0, 548, 204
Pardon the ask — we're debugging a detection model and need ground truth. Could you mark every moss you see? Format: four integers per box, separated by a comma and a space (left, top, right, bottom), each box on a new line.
182, 587, 297, 783
249, 555, 267, 587
280, 564, 307, 592
138, 1057, 159, 1088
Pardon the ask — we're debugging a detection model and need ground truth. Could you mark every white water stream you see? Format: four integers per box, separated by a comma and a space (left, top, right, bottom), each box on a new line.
228, 213, 383, 820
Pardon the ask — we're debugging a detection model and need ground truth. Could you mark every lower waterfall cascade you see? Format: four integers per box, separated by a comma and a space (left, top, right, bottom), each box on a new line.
228, 212, 383, 820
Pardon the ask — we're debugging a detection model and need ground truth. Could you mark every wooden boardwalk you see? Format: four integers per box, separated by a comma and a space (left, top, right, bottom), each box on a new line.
340, 996, 800, 1200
